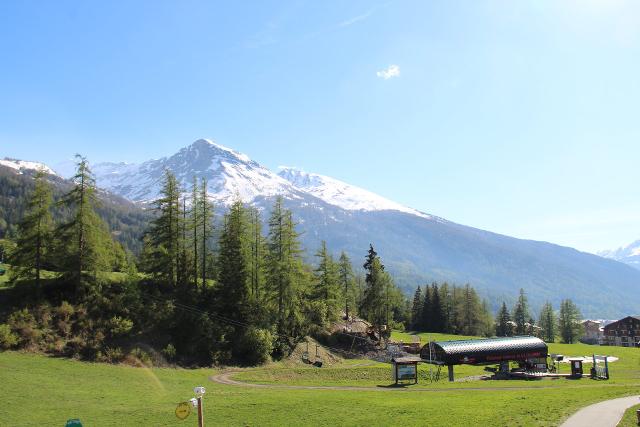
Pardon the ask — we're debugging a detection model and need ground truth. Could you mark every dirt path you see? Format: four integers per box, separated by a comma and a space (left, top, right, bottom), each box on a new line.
560, 395, 639, 427
209, 371, 638, 393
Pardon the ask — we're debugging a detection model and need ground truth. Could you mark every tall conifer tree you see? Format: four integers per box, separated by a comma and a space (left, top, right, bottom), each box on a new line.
10, 170, 53, 287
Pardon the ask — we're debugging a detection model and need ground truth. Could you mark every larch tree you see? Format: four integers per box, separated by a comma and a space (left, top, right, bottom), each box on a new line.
265, 197, 306, 350
312, 240, 340, 319
538, 302, 556, 342
10, 169, 53, 287
559, 299, 582, 343
199, 178, 214, 288
56, 155, 119, 292
144, 170, 181, 286
338, 251, 355, 321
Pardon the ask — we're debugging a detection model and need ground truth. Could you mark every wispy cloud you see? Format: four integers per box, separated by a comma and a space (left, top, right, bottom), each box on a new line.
339, 8, 376, 27
376, 64, 400, 79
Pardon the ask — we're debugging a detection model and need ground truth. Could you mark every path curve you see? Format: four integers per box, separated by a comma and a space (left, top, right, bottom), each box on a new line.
209, 371, 638, 393
560, 395, 639, 427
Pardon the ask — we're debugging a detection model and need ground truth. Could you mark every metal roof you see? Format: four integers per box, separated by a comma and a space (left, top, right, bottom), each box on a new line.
421, 336, 548, 365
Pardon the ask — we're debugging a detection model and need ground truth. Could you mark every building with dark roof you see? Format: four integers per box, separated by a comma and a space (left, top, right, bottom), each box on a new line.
603, 316, 640, 347
420, 336, 548, 381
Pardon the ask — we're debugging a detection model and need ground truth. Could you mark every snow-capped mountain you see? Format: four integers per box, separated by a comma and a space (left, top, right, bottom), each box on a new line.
5, 139, 640, 318
93, 139, 304, 204
0, 158, 58, 176
599, 240, 640, 270
278, 167, 432, 219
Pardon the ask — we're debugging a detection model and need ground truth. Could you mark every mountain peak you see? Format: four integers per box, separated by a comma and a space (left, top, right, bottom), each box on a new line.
187, 138, 252, 164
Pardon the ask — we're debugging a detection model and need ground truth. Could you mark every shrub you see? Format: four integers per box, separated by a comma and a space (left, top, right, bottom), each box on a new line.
0, 324, 18, 350
100, 347, 124, 364
125, 347, 152, 367
106, 316, 133, 337
162, 343, 176, 361
233, 327, 273, 366
56, 301, 75, 321
8, 309, 40, 348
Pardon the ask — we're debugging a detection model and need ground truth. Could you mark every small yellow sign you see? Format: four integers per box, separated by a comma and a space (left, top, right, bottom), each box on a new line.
175, 402, 191, 420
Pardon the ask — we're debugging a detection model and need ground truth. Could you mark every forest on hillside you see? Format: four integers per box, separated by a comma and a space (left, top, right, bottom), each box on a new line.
0, 158, 584, 366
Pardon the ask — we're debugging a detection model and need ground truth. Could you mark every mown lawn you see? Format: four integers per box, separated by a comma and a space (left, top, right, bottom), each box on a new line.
1, 346, 639, 426
619, 403, 640, 427
237, 337, 640, 389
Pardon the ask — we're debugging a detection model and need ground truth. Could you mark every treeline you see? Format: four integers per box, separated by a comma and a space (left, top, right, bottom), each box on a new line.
0, 158, 408, 366
494, 289, 583, 343
409, 283, 494, 337
409, 285, 585, 344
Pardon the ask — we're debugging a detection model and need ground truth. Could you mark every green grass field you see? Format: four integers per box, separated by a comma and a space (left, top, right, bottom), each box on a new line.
619, 403, 640, 427
1, 334, 639, 426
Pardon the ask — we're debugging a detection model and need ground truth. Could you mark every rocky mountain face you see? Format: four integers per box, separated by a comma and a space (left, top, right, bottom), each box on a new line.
599, 240, 640, 270
5, 139, 640, 318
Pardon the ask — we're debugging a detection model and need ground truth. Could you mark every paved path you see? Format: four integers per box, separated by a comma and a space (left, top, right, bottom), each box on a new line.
560, 395, 639, 427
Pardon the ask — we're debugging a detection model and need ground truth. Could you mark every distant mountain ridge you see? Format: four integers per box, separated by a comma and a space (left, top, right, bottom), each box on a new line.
4, 139, 640, 318
599, 240, 640, 270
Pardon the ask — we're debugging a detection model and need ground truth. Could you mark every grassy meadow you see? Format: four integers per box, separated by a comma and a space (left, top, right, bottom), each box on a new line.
1, 331, 639, 426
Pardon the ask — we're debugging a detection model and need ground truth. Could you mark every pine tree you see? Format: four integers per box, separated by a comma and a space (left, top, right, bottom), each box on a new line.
420, 284, 432, 332
338, 251, 355, 321
559, 299, 582, 343
313, 241, 340, 320
359, 244, 389, 337
538, 301, 557, 342
410, 286, 423, 331
513, 288, 529, 335
430, 283, 444, 332
10, 170, 53, 287
56, 155, 117, 291
496, 301, 512, 336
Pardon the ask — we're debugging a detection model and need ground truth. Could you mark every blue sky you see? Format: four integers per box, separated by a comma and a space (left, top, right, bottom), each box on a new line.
2, 0, 640, 253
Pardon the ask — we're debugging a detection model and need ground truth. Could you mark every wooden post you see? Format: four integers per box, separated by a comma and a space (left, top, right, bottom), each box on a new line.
197, 396, 204, 427
448, 365, 454, 382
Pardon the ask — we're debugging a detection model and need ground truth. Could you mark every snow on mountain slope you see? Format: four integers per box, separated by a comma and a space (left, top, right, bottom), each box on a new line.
93, 139, 303, 204
0, 158, 58, 176
599, 240, 640, 270
278, 167, 432, 219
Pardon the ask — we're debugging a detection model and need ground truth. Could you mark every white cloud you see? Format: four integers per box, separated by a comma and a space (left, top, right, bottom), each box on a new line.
376, 64, 400, 80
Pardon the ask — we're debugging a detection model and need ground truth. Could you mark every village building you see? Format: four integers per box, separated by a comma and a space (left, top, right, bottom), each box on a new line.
603, 316, 640, 347
580, 320, 604, 345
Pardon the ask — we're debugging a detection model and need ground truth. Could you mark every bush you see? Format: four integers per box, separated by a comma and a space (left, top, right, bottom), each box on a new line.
0, 324, 18, 350
162, 343, 176, 361
99, 347, 124, 364
233, 327, 273, 366
106, 316, 133, 337
8, 309, 40, 348
125, 347, 152, 367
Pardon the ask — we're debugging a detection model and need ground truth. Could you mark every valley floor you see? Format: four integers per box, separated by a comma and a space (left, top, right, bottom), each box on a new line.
1, 336, 639, 426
